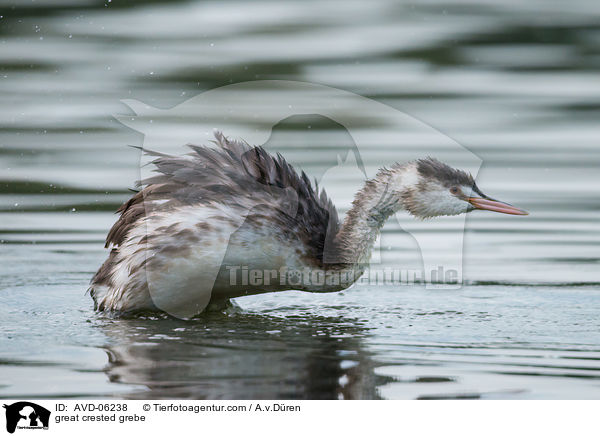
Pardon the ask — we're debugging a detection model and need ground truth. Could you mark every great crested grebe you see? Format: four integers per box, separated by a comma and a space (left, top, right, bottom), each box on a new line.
89, 132, 527, 317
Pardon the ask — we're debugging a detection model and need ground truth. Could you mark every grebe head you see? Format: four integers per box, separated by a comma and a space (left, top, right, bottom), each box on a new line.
400, 157, 528, 218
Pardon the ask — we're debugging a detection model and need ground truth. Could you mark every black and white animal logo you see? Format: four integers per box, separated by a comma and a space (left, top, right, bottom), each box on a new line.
3, 402, 50, 434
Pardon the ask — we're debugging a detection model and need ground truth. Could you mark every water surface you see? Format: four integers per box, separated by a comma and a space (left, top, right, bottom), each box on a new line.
1, 0, 599, 399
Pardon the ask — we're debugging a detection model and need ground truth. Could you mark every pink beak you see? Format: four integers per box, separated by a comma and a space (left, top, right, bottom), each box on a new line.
469, 197, 529, 216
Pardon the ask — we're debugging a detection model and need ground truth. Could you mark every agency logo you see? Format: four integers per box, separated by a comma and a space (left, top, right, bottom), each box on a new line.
3, 402, 50, 434
116, 80, 482, 319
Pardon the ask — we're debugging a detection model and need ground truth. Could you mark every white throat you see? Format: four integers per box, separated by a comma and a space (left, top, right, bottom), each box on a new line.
332, 163, 419, 266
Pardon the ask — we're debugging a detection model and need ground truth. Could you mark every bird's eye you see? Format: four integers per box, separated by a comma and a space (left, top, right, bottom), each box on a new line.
450, 186, 460, 195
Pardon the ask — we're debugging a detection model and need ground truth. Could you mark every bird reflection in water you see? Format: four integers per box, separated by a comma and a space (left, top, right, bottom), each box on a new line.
98, 310, 386, 399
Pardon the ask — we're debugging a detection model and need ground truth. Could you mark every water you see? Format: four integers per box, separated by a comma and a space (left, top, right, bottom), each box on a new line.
1, 0, 599, 399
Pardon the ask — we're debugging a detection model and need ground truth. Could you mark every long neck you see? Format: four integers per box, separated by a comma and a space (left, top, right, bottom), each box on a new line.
329, 164, 414, 267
